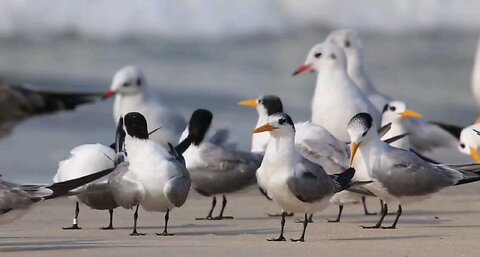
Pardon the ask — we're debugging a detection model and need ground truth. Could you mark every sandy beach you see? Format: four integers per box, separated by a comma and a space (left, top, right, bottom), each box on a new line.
1, 183, 480, 257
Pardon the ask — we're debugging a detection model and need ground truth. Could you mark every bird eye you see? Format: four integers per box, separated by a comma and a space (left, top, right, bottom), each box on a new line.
137, 78, 142, 86
330, 53, 336, 59
122, 82, 130, 87
314, 52, 322, 58
389, 106, 396, 112
279, 118, 286, 125
345, 40, 351, 48
258, 99, 262, 104
460, 143, 466, 149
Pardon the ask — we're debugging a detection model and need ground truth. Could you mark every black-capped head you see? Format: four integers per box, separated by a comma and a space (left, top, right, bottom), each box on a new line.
124, 112, 149, 140
252, 112, 296, 137
347, 112, 373, 144
188, 109, 213, 145
260, 95, 283, 116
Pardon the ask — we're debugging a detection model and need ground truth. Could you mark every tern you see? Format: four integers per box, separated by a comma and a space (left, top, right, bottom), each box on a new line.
254, 112, 357, 241
108, 112, 191, 236
348, 112, 480, 229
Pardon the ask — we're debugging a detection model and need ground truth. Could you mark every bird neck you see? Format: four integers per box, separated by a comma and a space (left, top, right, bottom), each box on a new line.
263, 134, 295, 169
381, 119, 410, 150
251, 115, 270, 153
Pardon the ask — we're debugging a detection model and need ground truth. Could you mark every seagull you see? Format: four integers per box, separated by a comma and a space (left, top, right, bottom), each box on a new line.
0, 166, 115, 224
108, 112, 191, 236
326, 29, 462, 153
348, 112, 480, 229
254, 112, 357, 242
180, 109, 262, 220
102, 66, 186, 147
0, 81, 100, 137
292, 41, 381, 142
458, 121, 480, 162
472, 37, 480, 109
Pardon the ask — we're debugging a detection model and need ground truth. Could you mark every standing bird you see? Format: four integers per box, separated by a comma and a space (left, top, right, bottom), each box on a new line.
254, 113, 357, 242
53, 144, 117, 229
181, 109, 262, 220
292, 41, 381, 142
0, 167, 115, 224
348, 112, 480, 229
108, 112, 191, 236
102, 66, 186, 147
326, 29, 462, 153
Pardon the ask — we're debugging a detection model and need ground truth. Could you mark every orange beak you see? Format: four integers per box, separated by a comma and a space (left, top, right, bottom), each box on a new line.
252, 123, 277, 134
238, 99, 258, 108
102, 90, 116, 100
292, 64, 313, 76
349, 142, 360, 167
400, 109, 423, 119
470, 147, 480, 163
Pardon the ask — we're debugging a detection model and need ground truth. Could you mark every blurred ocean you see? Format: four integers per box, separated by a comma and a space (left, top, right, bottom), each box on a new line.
0, 1, 478, 183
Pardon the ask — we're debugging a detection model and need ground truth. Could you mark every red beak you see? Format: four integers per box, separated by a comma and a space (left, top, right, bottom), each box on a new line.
292, 64, 313, 76
101, 90, 116, 100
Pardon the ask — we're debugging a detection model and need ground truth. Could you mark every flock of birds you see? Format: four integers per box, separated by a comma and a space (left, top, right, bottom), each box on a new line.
2, 29, 480, 242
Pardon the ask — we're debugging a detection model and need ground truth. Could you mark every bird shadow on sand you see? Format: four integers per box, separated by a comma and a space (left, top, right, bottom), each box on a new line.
112, 223, 228, 230
330, 234, 439, 241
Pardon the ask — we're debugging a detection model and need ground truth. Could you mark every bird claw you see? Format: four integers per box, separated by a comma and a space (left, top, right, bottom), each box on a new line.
267, 236, 286, 242
327, 219, 340, 223
290, 238, 305, 242
130, 232, 146, 236
361, 225, 381, 229
100, 226, 114, 230
63, 224, 81, 230
156, 232, 174, 236
381, 226, 396, 229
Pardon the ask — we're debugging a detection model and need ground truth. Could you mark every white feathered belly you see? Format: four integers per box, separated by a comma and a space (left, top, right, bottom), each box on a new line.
137, 173, 174, 212
329, 191, 363, 205
267, 174, 330, 214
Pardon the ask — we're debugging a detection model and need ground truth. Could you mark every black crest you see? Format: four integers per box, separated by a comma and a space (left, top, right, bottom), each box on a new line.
261, 95, 283, 115
349, 112, 373, 131
189, 109, 213, 145
124, 112, 149, 139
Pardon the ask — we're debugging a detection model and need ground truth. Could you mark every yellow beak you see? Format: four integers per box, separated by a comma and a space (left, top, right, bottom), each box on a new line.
401, 109, 423, 119
470, 147, 480, 163
349, 142, 360, 167
238, 99, 258, 108
253, 123, 276, 134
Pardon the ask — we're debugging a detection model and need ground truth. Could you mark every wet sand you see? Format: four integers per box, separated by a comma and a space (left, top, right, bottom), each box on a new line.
2, 184, 480, 257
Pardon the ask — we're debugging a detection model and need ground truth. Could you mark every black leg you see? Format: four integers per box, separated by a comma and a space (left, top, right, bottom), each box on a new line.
362, 197, 377, 216
100, 209, 114, 230
63, 202, 81, 230
291, 213, 309, 242
213, 195, 234, 220
130, 205, 145, 236
157, 210, 174, 236
328, 205, 344, 223
296, 213, 313, 223
267, 211, 287, 241
196, 197, 216, 220
382, 205, 402, 229
362, 202, 388, 229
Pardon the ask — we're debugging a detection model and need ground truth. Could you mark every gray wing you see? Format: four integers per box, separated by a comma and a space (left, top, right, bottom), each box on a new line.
209, 129, 236, 149
294, 122, 349, 174
286, 159, 338, 203
108, 162, 145, 209
373, 147, 462, 197
77, 182, 119, 210
190, 143, 262, 196
164, 175, 191, 208
0, 180, 39, 213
